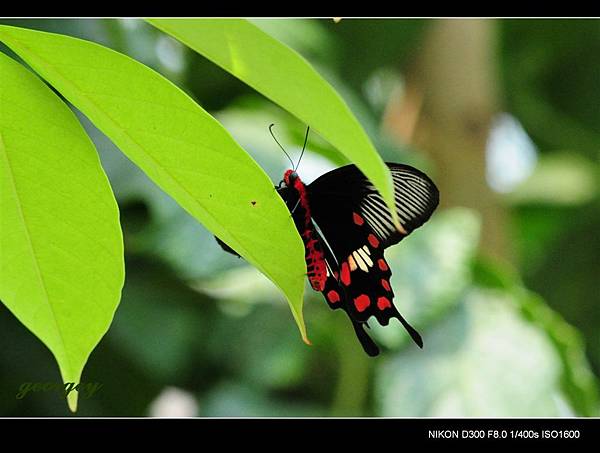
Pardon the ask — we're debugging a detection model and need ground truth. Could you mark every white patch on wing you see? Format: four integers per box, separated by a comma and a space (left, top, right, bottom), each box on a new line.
358, 248, 373, 267
352, 251, 368, 272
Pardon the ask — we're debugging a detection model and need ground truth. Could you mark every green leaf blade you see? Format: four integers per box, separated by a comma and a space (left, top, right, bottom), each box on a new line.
0, 51, 125, 411
146, 18, 399, 224
0, 25, 308, 341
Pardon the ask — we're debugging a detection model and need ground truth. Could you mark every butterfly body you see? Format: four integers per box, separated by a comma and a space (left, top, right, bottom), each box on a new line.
283, 169, 327, 292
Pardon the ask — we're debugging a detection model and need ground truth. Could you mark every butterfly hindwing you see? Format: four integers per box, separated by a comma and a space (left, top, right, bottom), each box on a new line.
335, 219, 396, 325
319, 234, 381, 356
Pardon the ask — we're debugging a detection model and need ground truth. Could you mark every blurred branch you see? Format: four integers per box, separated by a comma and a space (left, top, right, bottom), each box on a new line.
330, 316, 372, 416
385, 19, 513, 264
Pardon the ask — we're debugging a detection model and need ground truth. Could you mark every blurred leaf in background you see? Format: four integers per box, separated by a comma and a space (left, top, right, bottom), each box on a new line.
378, 290, 569, 417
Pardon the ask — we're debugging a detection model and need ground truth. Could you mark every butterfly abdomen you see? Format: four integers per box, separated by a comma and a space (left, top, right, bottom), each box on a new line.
286, 170, 327, 292
303, 229, 327, 291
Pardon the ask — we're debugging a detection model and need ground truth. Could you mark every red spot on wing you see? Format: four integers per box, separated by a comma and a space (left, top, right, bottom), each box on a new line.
327, 290, 340, 303
352, 212, 364, 226
377, 296, 392, 310
368, 234, 380, 248
354, 294, 371, 312
381, 279, 391, 291
378, 259, 388, 271
341, 262, 351, 286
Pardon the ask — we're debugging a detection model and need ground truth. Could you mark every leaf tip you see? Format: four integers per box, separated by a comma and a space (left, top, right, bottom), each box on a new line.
67, 392, 78, 413
302, 332, 312, 346
295, 311, 311, 345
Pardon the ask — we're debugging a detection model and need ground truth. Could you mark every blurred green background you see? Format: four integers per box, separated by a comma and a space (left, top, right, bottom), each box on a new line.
1, 18, 599, 417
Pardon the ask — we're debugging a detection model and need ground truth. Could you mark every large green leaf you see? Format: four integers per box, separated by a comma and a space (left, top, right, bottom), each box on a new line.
0, 52, 124, 411
0, 25, 308, 341
146, 19, 399, 224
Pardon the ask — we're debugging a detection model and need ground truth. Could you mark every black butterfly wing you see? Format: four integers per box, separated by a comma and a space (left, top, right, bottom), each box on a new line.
307, 162, 438, 345
308, 162, 439, 249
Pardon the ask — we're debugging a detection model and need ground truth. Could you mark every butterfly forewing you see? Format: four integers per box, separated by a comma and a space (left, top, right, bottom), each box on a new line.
309, 163, 439, 249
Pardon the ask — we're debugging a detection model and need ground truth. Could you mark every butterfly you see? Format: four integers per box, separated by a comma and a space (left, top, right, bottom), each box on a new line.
216, 125, 439, 356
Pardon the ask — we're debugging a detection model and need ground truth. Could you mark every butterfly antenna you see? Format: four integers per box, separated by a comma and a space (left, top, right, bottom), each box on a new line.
269, 123, 294, 168
294, 125, 310, 172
